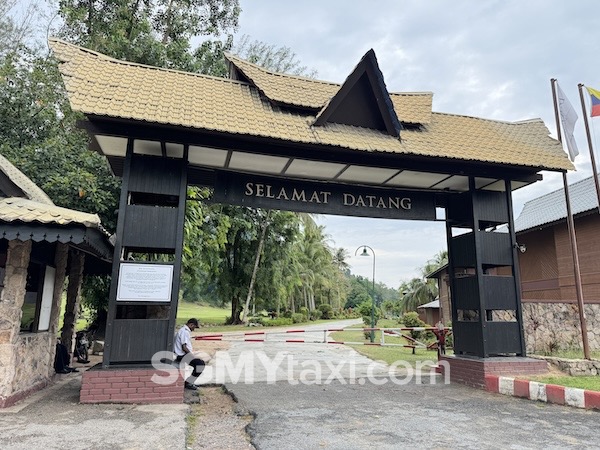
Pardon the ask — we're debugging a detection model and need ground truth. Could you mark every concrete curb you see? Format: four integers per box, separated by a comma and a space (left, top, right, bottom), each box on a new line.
485, 374, 600, 411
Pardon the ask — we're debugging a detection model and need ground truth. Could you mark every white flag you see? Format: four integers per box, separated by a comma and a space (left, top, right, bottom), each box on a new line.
556, 84, 579, 161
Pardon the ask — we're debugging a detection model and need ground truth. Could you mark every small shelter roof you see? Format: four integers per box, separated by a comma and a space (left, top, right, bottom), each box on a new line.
0, 197, 101, 229
0, 154, 112, 264
418, 299, 440, 309
426, 263, 449, 279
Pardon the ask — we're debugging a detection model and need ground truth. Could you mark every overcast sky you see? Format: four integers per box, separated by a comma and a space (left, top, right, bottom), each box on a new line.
237, 0, 600, 288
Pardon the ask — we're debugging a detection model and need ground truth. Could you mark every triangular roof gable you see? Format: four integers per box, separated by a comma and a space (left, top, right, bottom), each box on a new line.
0, 154, 54, 205
313, 49, 402, 137
225, 51, 433, 124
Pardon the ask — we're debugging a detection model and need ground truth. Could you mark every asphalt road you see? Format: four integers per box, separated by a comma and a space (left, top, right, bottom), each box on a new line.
214, 319, 599, 449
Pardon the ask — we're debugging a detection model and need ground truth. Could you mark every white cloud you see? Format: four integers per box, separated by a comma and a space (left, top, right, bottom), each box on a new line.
238, 0, 600, 286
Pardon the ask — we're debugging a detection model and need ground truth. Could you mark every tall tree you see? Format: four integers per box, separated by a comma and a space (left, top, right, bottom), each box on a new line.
56, 0, 240, 74
233, 34, 317, 78
0, 43, 121, 229
0, 0, 41, 57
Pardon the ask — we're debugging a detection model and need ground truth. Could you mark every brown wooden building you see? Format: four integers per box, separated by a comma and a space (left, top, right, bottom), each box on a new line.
515, 175, 600, 352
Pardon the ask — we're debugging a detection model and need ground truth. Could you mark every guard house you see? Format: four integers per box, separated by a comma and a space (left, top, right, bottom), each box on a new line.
0, 154, 112, 407
49, 38, 571, 398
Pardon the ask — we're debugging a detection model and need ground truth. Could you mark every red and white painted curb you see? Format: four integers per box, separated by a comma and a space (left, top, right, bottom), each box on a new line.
485, 375, 600, 411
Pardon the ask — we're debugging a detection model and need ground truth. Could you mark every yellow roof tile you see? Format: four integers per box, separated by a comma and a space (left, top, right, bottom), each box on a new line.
0, 197, 102, 228
49, 38, 573, 172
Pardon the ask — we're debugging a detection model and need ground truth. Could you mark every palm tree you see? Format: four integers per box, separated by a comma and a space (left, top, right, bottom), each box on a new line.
333, 247, 350, 273
399, 249, 447, 312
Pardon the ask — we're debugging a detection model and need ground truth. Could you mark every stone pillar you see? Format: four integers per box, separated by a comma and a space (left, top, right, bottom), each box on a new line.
60, 249, 85, 355
0, 240, 32, 400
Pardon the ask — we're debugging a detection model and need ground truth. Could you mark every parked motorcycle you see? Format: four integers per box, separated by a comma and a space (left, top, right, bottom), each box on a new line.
74, 330, 90, 364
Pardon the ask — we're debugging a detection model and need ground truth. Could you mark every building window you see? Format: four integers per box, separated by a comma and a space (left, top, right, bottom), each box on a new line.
21, 263, 42, 332
20, 263, 55, 332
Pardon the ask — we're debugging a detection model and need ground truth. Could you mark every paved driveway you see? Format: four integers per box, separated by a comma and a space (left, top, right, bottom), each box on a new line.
227, 379, 598, 449
202, 320, 599, 449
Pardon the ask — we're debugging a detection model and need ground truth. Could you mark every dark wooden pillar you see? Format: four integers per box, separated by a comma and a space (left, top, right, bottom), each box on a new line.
61, 249, 85, 354
445, 177, 525, 357
103, 140, 188, 367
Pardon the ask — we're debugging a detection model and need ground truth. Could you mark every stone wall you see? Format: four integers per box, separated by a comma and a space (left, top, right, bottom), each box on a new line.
0, 241, 70, 407
533, 355, 600, 376
522, 302, 600, 354
12, 332, 55, 395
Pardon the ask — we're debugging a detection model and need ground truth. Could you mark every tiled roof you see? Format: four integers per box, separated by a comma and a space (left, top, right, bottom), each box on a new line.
226, 53, 340, 109
515, 176, 599, 232
0, 197, 102, 228
0, 154, 54, 205
49, 38, 573, 172
225, 53, 433, 124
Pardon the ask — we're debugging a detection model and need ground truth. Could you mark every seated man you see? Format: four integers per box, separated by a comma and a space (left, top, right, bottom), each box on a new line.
173, 318, 205, 390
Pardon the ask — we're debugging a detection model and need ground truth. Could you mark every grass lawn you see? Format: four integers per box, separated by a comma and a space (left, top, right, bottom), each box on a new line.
176, 302, 230, 326
58, 296, 91, 332
330, 319, 441, 367
524, 375, 600, 392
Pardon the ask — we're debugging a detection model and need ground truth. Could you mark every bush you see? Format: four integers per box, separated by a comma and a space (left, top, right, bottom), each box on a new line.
291, 313, 305, 324
318, 303, 334, 319
261, 318, 293, 327
248, 317, 264, 325
401, 312, 429, 340
310, 309, 323, 321
357, 301, 382, 327
299, 307, 309, 319
282, 310, 293, 318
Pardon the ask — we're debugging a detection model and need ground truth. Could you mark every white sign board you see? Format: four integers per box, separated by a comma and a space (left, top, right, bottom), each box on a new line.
116, 263, 173, 302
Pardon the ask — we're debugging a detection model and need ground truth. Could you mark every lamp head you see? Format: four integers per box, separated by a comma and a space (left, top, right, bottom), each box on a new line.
361, 247, 370, 257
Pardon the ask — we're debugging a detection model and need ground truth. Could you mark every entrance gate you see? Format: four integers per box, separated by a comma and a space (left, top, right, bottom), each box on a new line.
50, 39, 571, 395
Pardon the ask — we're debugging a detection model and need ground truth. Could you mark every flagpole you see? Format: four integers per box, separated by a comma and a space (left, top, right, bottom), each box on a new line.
578, 83, 600, 214
551, 79, 591, 359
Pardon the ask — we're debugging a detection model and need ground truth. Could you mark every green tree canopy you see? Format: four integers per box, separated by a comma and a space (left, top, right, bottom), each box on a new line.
57, 0, 240, 74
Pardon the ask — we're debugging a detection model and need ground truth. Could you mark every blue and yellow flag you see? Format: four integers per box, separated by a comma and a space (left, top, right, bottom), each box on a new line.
587, 86, 600, 117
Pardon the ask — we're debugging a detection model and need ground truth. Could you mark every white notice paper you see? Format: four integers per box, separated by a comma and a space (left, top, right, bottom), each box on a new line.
116, 263, 173, 302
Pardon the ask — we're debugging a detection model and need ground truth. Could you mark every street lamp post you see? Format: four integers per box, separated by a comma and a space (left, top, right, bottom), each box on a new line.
355, 245, 376, 343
